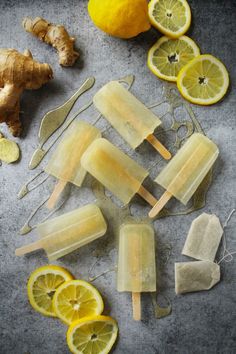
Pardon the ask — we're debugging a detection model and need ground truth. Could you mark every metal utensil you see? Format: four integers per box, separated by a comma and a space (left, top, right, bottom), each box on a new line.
28, 75, 134, 170
28, 77, 95, 170
29, 100, 93, 169
38, 77, 95, 144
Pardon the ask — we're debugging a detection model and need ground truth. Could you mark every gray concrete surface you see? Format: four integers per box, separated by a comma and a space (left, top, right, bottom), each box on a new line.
0, 0, 236, 353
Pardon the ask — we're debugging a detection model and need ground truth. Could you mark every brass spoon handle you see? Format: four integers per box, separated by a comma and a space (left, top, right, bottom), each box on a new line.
39, 77, 95, 145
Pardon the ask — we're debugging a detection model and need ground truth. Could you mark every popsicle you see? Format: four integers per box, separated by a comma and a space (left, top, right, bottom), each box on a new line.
117, 223, 156, 320
93, 81, 171, 160
149, 133, 219, 218
45, 120, 101, 209
15, 204, 107, 261
81, 138, 157, 207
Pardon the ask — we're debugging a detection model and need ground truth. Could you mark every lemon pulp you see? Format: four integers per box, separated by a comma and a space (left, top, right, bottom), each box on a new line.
53, 280, 104, 325
149, 0, 191, 38
148, 36, 200, 81
67, 315, 118, 354
27, 265, 74, 317
177, 54, 229, 105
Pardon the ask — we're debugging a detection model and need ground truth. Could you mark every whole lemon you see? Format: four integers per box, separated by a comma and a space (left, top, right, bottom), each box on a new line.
88, 0, 151, 39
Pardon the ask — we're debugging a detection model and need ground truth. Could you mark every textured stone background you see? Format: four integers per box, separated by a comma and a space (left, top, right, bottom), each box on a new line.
0, 1, 236, 353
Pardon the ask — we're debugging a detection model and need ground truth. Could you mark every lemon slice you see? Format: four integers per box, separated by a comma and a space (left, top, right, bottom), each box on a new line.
149, 0, 191, 38
27, 265, 74, 317
53, 280, 104, 325
67, 315, 118, 354
177, 54, 230, 105
148, 35, 200, 82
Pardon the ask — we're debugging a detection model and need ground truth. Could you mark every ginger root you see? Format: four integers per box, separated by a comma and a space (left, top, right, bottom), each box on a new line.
22, 17, 80, 67
0, 48, 53, 136
0, 132, 20, 163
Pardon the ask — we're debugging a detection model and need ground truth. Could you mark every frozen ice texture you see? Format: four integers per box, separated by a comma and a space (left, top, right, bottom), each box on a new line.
93, 81, 161, 149
155, 133, 219, 205
37, 204, 107, 261
81, 138, 149, 204
45, 121, 101, 187
117, 223, 156, 292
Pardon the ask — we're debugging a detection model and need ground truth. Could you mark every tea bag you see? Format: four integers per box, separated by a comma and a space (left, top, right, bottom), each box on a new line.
175, 261, 220, 295
182, 213, 223, 262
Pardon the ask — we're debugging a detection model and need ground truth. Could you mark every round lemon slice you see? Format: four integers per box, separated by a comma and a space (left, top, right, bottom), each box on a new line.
27, 265, 74, 317
177, 54, 230, 105
53, 280, 104, 325
149, 0, 191, 38
148, 35, 200, 82
67, 315, 118, 354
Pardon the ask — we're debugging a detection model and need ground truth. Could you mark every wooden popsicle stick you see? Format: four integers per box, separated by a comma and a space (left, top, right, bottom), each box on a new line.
15, 240, 43, 256
149, 190, 172, 219
137, 185, 158, 207
132, 292, 141, 321
131, 231, 142, 321
47, 180, 67, 209
146, 134, 171, 160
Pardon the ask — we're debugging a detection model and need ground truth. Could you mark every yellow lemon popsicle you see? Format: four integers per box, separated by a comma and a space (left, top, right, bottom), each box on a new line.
15, 204, 107, 261
93, 81, 171, 160
45, 120, 101, 208
117, 223, 156, 321
81, 138, 157, 207
149, 133, 219, 218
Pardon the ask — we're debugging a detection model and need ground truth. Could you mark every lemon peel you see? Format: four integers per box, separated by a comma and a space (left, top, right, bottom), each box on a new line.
148, 35, 200, 82
27, 265, 74, 317
149, 0, 191, 38
67, 315, 118, 354
53, 280, 104, 325
88, 0, 151, 39
177, 54, 229, 105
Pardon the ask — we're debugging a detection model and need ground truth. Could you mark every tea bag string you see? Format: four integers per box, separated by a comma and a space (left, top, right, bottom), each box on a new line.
218, 208, 236, 264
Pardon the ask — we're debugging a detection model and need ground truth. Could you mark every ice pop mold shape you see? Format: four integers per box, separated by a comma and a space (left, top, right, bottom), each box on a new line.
93, 81, 171, 160
81, 138, 157, 207
46, 120, 101, 209
15, 204, 107, 261
149, 133, 219, 218
117, 223, 156, 320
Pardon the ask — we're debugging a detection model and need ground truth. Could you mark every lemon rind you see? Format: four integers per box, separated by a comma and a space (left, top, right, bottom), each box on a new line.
53, 279, 104, 325
27, 265, 74, 317
67, 315, 118, 354
148, 0, 192, 38
147, 35, 200, 82
177, 54, 230, 105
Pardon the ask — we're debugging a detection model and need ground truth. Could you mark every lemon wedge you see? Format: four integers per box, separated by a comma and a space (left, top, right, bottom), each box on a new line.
53, 280, 104, 325
67, 315, 118, 354
177, 54, 230, 105
149, 0, 191, 38
148, 35, 200, 82
27, 265, 74, 317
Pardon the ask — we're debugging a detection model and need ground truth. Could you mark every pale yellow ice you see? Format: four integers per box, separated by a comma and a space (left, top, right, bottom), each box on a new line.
155, 133, 219, 205
45, 121, 101, 187
81, 138, 149, 204
93, 81, 161, 149
117, 223, 156, 292
37, 204, 107, 261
